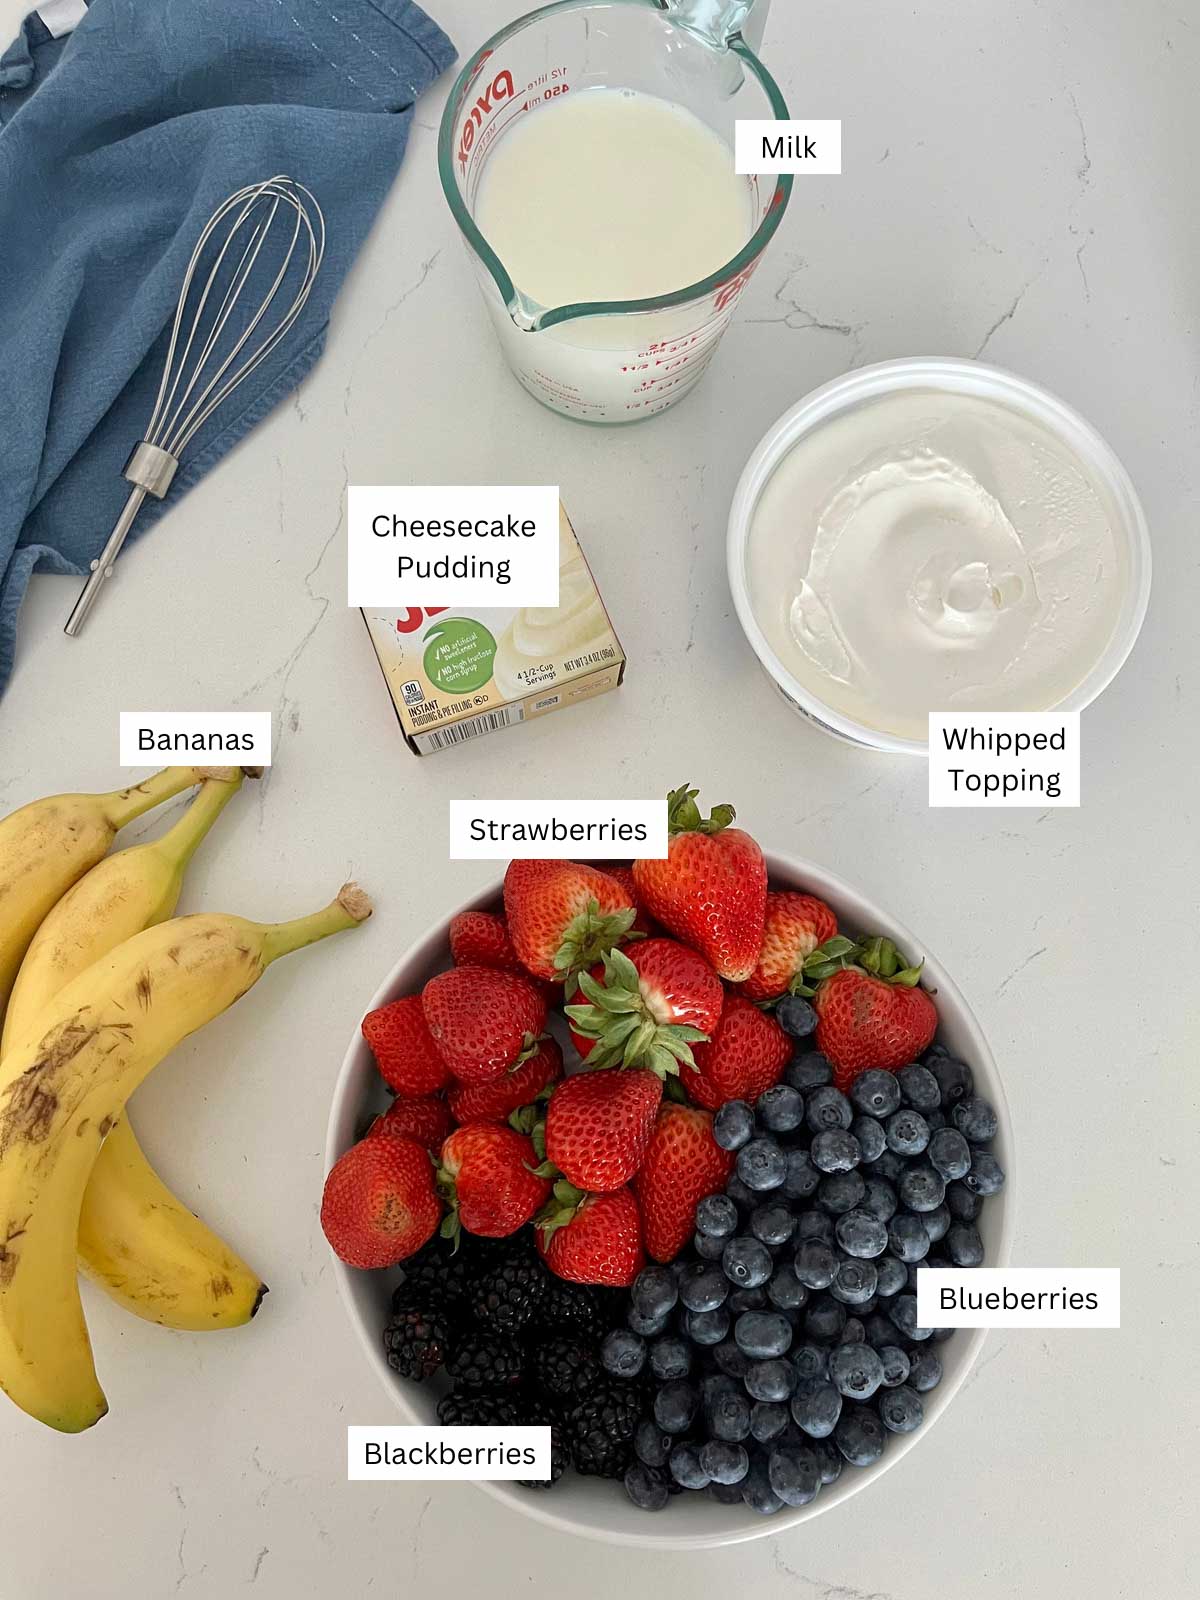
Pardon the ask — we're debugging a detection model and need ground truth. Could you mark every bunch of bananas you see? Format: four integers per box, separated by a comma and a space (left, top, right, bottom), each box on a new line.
0, 766, 372, 1433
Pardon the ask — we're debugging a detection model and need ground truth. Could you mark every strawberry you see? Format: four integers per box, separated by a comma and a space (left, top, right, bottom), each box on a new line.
362, 995, 451, 1097
320, 1135, 440, 1269
634, 1103, 734, 1264
421, 965, 547, 1084
685, 996, 792, 1110
536, 1184, 645, 1286
503, 859, 639, 986
368, 1096, 454, 1153
447, 1037, 563, 1123
437, 1123, 551, 1240
449, 910, 522, 971
544, 1067, 663, 1192
633, 785, 766, 983
739, 891, 839, 1002
606, 865, 660, 936
565, 939, 723, 1075
812, 937, 938, 1089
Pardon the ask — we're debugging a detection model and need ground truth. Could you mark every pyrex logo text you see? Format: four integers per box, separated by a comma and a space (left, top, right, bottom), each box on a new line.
457, 66, 516, 172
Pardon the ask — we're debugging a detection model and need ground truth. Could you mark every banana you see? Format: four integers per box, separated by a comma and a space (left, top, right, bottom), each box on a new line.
0, 884, 372, 1433
2, 772, 266, 1331
0, 766, 214, 1014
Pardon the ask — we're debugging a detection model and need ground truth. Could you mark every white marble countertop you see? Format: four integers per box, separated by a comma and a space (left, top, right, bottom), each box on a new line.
1, 1, 1196, 1595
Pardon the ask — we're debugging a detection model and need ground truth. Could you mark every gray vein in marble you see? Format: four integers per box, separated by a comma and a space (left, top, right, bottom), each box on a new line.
344, 250, 442, 418
995, 944, 1049, 997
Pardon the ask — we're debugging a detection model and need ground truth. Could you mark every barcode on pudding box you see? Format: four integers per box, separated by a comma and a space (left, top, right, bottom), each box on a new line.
413, 705, 525, 754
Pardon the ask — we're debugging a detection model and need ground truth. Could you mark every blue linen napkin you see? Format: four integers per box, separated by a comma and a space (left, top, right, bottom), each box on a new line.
0, 0, 455, 695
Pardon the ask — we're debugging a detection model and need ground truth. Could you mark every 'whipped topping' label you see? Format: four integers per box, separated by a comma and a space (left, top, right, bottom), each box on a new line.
928, 712, 1080, 807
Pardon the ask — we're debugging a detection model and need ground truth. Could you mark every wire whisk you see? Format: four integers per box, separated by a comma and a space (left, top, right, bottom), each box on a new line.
65, 175, 326, 637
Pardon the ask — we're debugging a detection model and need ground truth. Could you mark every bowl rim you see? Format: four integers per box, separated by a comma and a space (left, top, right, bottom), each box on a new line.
726, 356, 1153, 755
325, 848, 1015, 1549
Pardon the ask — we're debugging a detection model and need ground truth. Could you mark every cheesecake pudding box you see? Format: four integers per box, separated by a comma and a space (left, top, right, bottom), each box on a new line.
361, 504, 626, 755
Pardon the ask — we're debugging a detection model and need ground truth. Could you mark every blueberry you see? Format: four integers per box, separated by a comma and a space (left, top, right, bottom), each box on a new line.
602, 1328, 647, 1379
759, 1085, 806, 1135
924, 1109, 948, 1132
694, 1230, 726, 1260
873, 1254, 908, 1298
835, 1404, 886, 1467
735, 1310, 793, 1359
815, 1437, 844, 1484
713, 1339, 752, 1379
888, 1294, 932, 1342
952, 1097, 999, 1143
632, 1265, 678, 1321
806, 1085, 853, 1133
741, 1457, 785, 1515
776, 996, 818, 1038
860, 1177, 898, 1224
830, 1258, 878, 1306
828, 1341, 885, 1401
696, 1193, 739, 1239
722, 1235, 773, 1289
782, 1147, 821, 1200
865, 1148, 906, 1183
624, 1461, 670, 1511
836, 1209, 889, 1259
791, 1342, 829, 1382
634, 1418, 675, 1467
679, 1262, 729, 1313
750, 1399, 790, 1442
928, 1054, 973, 1106
701, 1371, 741, 1408
709, 1479, 744, 1505
728, 1287, 768, 1314
706, 1384, 752, 1442
786, 1050, 832, 1091
737, 1138, 788, 1192
878, 1384, 924, 1433
628, 1306, 670, 1337
795, 1211, 835, 1246
888, 1213, 930, 1264
745, 1357, 797, 1402
700, 1440, 750, 1485
886, 1108, 930, 1157
654, 1380, 700, 1434
811, 1129, 861, 1173
668, 1440, 710, 1489
908, 1350, 944, 1392
897, 1063, 941, 1111
804, 1294, 847, 1342
923, 1203, 951, 1243
935, 1133, 974, 1186
725, 1174, 758, 1211
850, 1069, 902, 1118
945, 1180, 982, 1221
751, 1204, 796, 1247
767, 1263, 809, 1312
963, 1150, 1005, 1195
794, 1239, 839, 1291
878, 1344, 911, 1387
649, 1336, 693, 1382
790, 1379, 843, 1439
851, 1115, 887, 1163
768, 1442, 822, 1506
713, 1099, 755, 1151
818, 1169, 866, 1214
899, 1164, 946, 1213
946, 1222, 984, 1267
685, 1307, 731, 1346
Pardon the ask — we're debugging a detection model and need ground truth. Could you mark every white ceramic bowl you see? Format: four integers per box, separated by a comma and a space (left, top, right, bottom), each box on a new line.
727, 357, 1153, 755
325, 852, 1014, 1549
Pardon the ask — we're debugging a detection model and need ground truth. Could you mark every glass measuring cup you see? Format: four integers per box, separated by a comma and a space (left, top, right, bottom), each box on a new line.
438, 0, 792, 424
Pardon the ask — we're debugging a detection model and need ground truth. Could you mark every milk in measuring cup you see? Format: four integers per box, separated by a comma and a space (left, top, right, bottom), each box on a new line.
472, 89, 755, 419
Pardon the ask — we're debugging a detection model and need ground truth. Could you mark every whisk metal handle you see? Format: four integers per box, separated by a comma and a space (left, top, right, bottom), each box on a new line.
63, 442, 179, 637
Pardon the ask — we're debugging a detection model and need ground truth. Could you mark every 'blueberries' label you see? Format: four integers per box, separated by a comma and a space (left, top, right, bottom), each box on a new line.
916, 1268, 1120, 1328
928, 712, 1081, 807
347, 1426, 552, 1480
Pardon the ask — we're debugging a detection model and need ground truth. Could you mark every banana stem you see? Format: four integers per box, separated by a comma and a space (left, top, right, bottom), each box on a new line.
258, 883, 373, 967
102, 767, 207, 830
153, 771, 245, 872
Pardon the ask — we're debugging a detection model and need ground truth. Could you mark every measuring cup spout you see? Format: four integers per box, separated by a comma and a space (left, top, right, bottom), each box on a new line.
664, 0, 771, 50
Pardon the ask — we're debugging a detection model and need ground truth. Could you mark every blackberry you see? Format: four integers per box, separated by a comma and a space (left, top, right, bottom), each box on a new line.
444, 1333, 524, 1391
514, 1394, 570, 1490
382, 1305, 451, 1381
534, 1278, 609, 1342
562, 1380, 644, 1478
470, 1251, 548, 1334
530, 1337, 602, 1401
391, 1234, 489, 1315
436, 1389, 522, 1428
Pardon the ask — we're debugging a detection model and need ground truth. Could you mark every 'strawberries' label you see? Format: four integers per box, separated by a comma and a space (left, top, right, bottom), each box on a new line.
928, 712, 1080, 807
119, 712, 271, 765
449, 799, 668, 860
347, 1425, 551, 1480
916, 1268, 1120, 1329
735, 120, 842, 174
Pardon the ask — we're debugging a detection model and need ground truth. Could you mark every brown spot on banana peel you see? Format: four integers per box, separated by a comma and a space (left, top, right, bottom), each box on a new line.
135, 971, 153, 1009
0, 1019, 130, 1155
209, 1274, 234, 1301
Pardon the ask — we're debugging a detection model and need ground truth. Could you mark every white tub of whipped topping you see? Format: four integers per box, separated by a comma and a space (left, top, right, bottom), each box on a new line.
727, 359, 1151, 754
362, 504, 625, 755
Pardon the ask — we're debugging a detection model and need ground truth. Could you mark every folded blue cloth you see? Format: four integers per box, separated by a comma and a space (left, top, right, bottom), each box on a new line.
0, 0, 455, 694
